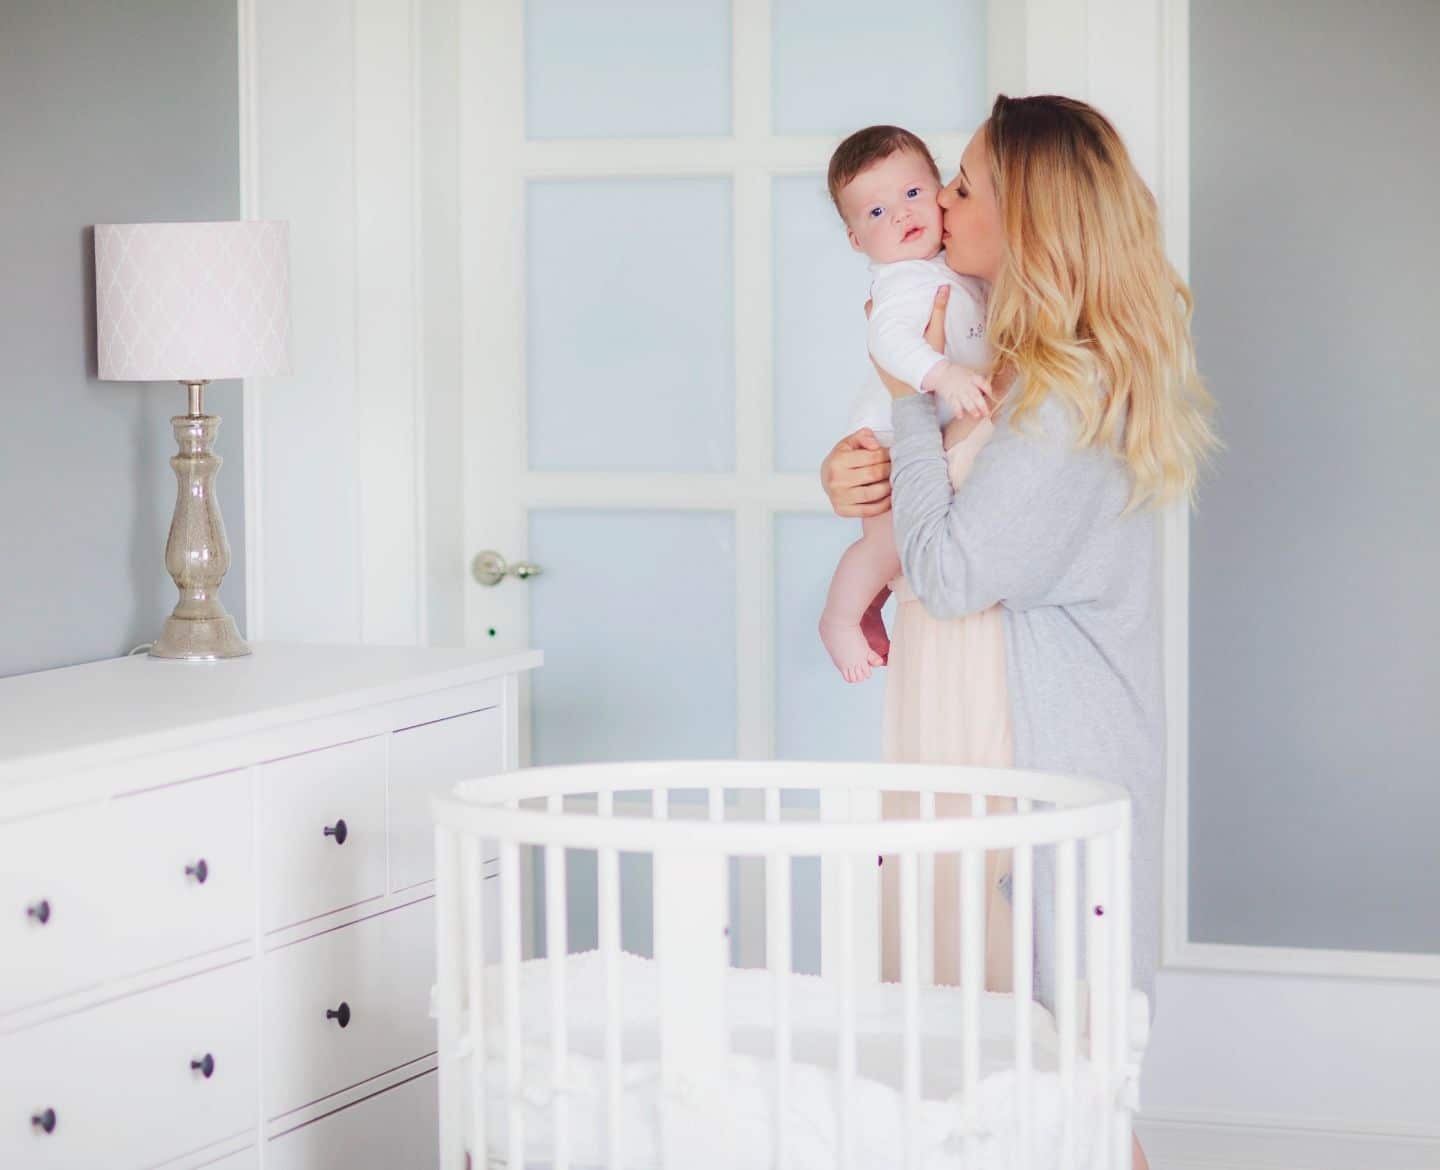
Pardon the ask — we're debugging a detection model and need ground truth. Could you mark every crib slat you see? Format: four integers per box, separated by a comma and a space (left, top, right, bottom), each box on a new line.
1086, 834, 1114, 1169
500, 840, 525, 1170
598, 791, 623, 1170
656, 846, 730, 1167
1111, 810, 1134, 1168
1012, 832, 1034, 1170
708, 784, 724, 821
545, 795, 571, 1170
459, 835, 488, 1170
1056, 837, 1078, 1170
900, 850, 921, 1170
837, 850, 857, 1170
766, 841, 793, 1170
918, 790, 936, 984
959, 844, 983, 1161
435, 828, 464, 1170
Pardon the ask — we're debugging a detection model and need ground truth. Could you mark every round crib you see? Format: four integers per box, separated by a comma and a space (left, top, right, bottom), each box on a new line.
432, 760, 1148, 1170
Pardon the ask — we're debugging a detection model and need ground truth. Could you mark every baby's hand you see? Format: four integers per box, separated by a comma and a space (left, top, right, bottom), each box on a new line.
925, 361, 992, 419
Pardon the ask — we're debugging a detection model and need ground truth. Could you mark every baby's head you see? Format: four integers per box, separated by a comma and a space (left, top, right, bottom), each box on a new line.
828, 125, 944, 264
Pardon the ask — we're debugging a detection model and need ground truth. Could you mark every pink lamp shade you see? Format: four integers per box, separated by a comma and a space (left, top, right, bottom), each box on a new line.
94, 220, 291, 382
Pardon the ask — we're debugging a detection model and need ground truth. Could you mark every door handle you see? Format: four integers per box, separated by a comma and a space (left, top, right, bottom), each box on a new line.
471, 551, 543, 587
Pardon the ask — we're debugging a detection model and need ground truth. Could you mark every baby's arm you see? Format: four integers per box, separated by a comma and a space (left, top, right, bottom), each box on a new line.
926, 361, 992, 419
866, 267, 954, 390
868, 267, 990, 417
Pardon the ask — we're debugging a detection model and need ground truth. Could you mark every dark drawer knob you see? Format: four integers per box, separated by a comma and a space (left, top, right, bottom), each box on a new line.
326, 1001, 352, 1028
323, 819, 348, 846
185, 859, 209, 884
190, 1053, 216, 1079
31, 1107, 57, 1134
26, 900, 51, 925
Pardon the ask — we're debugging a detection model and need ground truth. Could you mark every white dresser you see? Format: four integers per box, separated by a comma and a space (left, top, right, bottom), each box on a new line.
0, 642, 540, 1170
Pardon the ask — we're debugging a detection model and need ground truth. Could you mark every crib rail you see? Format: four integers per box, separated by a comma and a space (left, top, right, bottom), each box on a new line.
433, 760, 1140, 1170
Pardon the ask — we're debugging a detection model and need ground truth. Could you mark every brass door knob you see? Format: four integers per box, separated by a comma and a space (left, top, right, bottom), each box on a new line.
471, 551, 543, 587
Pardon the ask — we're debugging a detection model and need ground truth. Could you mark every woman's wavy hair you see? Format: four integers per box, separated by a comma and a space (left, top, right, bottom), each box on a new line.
984, 93, 1218, 508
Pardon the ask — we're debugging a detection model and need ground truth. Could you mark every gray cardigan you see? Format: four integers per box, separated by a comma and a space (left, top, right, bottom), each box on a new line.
889, 391, 1164, 1020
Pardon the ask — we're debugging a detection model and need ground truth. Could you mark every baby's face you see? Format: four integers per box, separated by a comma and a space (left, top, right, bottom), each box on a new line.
838, 149, 944, 264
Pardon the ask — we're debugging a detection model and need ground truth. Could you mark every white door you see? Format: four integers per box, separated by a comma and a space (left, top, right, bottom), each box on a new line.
461, 0, 1000, 778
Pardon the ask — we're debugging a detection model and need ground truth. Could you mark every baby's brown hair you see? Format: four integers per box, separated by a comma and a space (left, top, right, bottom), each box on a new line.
826, 125, 940, 223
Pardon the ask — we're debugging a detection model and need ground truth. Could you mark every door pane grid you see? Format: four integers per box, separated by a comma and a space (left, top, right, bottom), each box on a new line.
476, 0, 989, 766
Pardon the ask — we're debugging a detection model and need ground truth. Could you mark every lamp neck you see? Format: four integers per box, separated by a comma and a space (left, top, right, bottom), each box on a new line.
181, 380, 210, 418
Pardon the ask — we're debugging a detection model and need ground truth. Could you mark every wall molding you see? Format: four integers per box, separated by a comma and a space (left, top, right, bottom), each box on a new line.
1136, 1108, 1440, 1170
241, 0, 430, 648
1153, 0, 1440, 988
238, 0, 264, 641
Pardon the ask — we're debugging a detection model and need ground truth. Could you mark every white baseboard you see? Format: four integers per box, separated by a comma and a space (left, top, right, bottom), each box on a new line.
1136, 1109, 1440, 1170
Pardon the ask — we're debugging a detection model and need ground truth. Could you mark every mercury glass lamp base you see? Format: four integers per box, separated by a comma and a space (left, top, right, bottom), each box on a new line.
149, 383, 251, 662
150, 613, 252, 660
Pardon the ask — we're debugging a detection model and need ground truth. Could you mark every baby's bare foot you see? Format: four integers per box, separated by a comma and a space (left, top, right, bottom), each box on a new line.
859, 604, 890, 665
819, 616, 878, 683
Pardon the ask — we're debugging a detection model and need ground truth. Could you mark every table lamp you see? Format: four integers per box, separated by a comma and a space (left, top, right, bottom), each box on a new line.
94, 220, 291, 660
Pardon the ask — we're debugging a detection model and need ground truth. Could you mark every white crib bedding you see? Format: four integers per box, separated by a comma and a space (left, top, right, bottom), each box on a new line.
471, 951, 1106, 1170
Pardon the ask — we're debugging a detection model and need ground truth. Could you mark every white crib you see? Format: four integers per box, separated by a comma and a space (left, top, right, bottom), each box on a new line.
432, 760, 1149, 1170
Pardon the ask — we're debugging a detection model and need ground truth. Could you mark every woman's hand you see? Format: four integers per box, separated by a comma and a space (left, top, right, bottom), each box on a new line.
821, 429, 891, 518
869, 284, 952, 399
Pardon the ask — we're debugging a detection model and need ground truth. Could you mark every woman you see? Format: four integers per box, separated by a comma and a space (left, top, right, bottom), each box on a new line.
822, 94, 1217, 1170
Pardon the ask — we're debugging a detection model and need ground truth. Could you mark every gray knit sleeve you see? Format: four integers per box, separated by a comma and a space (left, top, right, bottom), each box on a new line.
889, 391, 1117, 618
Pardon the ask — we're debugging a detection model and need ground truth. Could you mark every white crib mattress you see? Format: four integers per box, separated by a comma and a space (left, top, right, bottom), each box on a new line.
472, 951, 1106, 1169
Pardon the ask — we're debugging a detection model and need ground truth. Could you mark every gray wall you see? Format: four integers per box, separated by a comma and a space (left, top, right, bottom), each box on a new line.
1189, 1, 1440, 952
0, 1, 242, 678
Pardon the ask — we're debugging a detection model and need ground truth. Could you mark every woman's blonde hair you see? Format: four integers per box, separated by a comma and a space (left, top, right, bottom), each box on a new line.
984, 94, 1217, 508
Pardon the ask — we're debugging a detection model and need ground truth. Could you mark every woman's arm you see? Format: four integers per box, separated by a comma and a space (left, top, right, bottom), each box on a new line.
889, 392, 1118, 618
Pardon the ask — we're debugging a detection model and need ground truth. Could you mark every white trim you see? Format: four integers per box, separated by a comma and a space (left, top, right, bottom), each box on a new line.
986, 0, 1027, 98
515, 472, 828, 513
409, 0, 428, 647
1135, 1107, 1440, 1170
733, 0, 775, 761
237, 0, 264, 642
1154, 0, 1438, 984
354, 0, 423, 646
1164, 937, 1440, 982
518, 134, 973, 178
1158, 0, 1193, 974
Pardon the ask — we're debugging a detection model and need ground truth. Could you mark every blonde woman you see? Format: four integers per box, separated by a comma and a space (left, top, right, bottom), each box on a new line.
822, 94, 1217, 1170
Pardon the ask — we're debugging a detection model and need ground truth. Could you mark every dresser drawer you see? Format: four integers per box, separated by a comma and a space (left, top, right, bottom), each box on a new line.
267, 1069, 436, 1170
0, 770, 255, 1015
263, 898, 435, 1118
260, 737, 387, 931
388, 707, 504, 891
0, 960, 258, 1170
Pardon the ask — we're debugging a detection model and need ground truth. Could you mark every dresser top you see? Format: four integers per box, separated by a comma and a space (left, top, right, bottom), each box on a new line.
0, 642, 541, 790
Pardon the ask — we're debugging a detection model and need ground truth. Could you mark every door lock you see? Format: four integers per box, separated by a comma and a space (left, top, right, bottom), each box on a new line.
471, 551, 543, 587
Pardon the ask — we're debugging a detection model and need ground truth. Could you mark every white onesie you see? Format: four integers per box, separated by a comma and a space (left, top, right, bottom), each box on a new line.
848, 255, 991, 442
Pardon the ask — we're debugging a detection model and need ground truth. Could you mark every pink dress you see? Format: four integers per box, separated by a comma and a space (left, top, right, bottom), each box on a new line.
879, 417, 1016, 990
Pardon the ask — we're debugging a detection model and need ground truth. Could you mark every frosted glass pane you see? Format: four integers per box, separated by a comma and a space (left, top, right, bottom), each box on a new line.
527, 179, 734, 472
772, 175, 877, 473
525, 0, 731, 139
774, 513, 888, 761
529, 510, 737, 764
772, 0, 988, 136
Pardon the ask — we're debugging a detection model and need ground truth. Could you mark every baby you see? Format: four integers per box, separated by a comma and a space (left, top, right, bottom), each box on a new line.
819, 125, 995, 682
